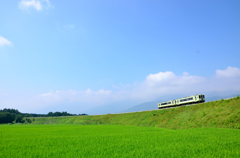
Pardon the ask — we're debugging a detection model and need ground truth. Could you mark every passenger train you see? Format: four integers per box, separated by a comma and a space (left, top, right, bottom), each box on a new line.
158, 94, 205, 109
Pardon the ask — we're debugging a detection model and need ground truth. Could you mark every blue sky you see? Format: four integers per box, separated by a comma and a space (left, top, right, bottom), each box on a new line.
0, 0, 240, 114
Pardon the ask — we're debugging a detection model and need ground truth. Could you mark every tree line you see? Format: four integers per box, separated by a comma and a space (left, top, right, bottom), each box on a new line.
0, 108, 88, 124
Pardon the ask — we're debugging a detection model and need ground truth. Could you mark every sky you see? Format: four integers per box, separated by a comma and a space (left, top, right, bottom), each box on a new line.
0, 0, 240, 114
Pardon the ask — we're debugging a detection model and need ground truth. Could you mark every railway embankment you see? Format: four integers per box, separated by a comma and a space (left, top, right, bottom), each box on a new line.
27, 96, 240, 129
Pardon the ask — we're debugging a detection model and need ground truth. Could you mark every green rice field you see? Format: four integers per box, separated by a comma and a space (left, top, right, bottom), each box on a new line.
0, 125, 239, 157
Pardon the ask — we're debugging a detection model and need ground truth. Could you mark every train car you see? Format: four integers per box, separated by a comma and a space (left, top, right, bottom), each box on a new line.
158, 94, 205, 109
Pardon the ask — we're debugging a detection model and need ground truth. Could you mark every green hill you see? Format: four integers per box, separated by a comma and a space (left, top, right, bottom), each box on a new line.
27, 96, 240, 129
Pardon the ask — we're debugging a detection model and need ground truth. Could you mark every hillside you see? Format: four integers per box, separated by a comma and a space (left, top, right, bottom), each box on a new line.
27, 97, 240, 129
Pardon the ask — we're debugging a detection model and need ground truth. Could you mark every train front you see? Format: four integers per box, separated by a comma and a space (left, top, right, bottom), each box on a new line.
199, 94, 205, 103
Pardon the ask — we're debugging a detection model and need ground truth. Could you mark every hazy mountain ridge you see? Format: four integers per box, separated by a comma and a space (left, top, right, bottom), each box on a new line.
119, 94, 239, 113
120, 101, 161, 113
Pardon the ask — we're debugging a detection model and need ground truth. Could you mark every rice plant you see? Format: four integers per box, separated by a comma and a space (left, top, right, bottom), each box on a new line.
0, 125, 239, 157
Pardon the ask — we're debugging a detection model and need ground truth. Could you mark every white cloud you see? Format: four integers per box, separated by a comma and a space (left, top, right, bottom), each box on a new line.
130, 71, 206, 100
210, 66, 240, 93
215, 66, 240, 78
1, 66, 240, 114
39, 89, 112, 104
44, 0, 54, 9
0, 36, 12, 47
19, 0, 54, 11
37, 66, 240, 107
145, 71, 176, 86
19, 0, 42, 11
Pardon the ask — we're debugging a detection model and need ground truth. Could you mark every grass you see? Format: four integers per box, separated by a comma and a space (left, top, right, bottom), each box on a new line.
0, 125, 239, 157
28, 96, 240, 129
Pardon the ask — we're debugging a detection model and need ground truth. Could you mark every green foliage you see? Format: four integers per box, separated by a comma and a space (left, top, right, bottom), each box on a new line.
0, 108, 87, 124
14, 115, 23, 123
0, 108, 21, 114
0, 125, 239, 157
47, 111, 86, 117
0, 112, 16, 124
22, 118, 32, 123
0, 109, 25, 124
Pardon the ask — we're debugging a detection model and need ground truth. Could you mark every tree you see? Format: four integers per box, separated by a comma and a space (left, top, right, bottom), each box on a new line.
15, 115, 23, 123
0, 112, 16, 124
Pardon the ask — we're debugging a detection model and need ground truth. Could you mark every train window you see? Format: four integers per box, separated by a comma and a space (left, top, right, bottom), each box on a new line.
180, 97, 193, 102
180, 99, 185, 102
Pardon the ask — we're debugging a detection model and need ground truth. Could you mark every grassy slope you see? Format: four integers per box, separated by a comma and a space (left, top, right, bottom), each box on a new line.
29, 97, 240, 129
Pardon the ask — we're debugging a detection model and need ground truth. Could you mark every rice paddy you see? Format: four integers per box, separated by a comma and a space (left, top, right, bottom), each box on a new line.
0, 124, 239, 157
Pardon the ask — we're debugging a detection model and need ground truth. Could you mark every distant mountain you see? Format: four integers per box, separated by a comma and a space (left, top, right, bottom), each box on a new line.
84, 94, 240, 115
205, 94, 239, 102
120, 100, 162, 113
85, 100, 137, 115
120, 94, 240, 114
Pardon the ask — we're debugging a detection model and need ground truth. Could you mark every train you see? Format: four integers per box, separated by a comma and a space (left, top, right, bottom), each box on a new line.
158, 94, 205, 109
